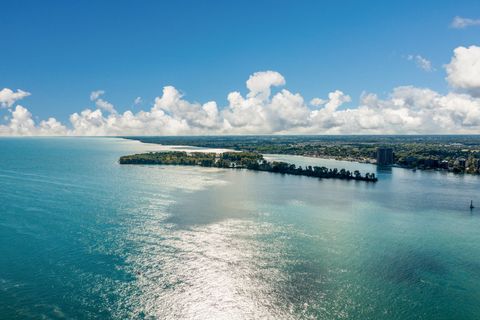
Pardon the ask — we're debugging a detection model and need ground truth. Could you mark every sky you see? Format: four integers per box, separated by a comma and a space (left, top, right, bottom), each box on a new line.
1, 0, 480, 135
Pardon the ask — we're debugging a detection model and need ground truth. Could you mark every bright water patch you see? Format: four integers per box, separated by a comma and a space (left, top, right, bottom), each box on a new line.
0, 138, 479, 319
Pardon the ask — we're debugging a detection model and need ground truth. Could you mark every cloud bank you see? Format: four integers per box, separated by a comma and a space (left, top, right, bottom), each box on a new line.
2, 46, 480, 136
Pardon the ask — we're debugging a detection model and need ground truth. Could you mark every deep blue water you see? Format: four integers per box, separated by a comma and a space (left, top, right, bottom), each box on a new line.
1, 138, 479, 319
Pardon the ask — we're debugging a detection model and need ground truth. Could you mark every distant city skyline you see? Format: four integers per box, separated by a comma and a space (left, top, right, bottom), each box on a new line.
1, 0, 480, 135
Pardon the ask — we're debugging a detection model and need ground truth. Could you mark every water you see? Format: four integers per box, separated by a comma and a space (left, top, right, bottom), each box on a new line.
0, 137, 479, 319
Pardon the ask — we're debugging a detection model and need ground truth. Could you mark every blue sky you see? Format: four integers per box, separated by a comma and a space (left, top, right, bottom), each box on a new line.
2, 0, 480, 135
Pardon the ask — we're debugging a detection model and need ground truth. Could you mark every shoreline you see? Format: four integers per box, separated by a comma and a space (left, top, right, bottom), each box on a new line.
119, 151, 378, 182
122, 137, 372, 164
123, 137, 479, 176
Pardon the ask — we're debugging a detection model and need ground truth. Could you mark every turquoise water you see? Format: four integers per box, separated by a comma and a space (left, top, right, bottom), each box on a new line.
1, 138, 479, 319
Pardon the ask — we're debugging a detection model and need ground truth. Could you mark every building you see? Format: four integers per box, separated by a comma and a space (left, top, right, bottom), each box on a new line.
376, 147, 394, 166
440, 160, 449, 170
456, 157, 466, 168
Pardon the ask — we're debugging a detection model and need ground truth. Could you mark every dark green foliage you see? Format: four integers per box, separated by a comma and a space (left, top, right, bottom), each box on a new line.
119, 151, 378, 182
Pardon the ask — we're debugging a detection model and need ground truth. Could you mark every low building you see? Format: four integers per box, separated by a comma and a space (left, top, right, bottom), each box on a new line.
440, 160, 449, 170
456, 157, 467, 168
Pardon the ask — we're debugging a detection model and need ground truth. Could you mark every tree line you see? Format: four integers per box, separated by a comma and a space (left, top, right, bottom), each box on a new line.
120, 151, 377, 182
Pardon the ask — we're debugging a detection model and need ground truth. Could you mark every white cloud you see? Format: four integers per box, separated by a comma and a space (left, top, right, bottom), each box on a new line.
90, 90, 105, 101
445, 45, 480, 96
246, 71, 286, 100
153, 86, 221, 131
451, 16, 480, 29
310, 98, 326, 107
0, 88, 31, 108
7, 105, 36, 135
89, 90, 116, 113
95, 98, 116, 113
407, 54, 434, 72
324, 90, 351, 112
0, 105, 66, 136
3, 45, 480, 136
134, 97, 142, 105
38, 117, 68, 135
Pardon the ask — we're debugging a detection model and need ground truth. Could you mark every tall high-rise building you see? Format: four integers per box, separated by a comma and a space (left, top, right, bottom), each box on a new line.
376, 147, 394, 165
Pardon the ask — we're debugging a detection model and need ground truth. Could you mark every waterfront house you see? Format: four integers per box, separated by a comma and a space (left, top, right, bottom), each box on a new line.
440, 160, 449, 170
456, 157, 467, 168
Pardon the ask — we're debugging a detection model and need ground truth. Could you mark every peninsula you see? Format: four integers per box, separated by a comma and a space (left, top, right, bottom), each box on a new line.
119, 151, 378, 182
125, 135, 480, 175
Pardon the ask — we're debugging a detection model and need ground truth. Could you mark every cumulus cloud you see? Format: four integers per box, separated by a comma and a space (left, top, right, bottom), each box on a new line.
0, 88, 31, 108
0, 105, 67, 136
310, 98, 326, 107
324, 90, 351, 112
246, 71, 286, 100
445, 45, 480, 96
407, 54, 434, 72
95, 99, 116, 113
62, 73, 480, 135
90, 90, 116, 113
451, 16, 480, 29
3, 46, 480, 136
152, 86, 221, 131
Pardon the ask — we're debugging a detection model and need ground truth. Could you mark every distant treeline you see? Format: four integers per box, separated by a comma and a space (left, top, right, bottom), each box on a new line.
123, 135, 480, 174
119, 151, 378, 182
124, 135, 480, 148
